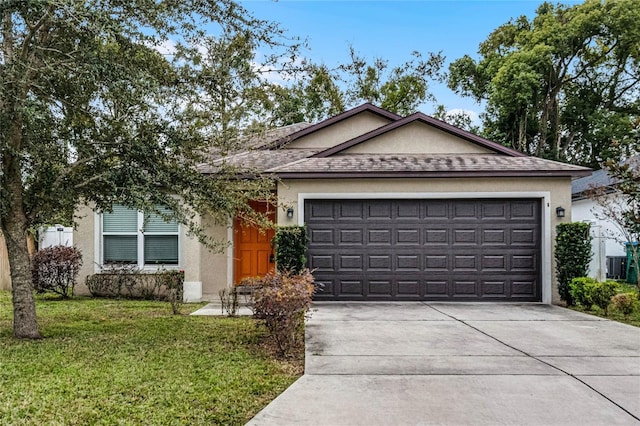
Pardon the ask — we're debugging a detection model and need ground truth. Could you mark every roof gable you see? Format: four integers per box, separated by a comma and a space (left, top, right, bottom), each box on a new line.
271, 103, 401, 150
313, 112, 527, 158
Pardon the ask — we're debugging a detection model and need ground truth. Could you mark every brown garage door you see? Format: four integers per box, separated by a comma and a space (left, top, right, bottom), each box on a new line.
306, 199, 541, 301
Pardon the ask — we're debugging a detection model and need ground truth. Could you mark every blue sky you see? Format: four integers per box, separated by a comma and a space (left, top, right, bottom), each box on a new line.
239, 0, 582, 119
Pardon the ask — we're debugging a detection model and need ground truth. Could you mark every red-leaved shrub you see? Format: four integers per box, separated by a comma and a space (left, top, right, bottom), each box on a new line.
252, 269, 315, 357
32, 245, 83, 298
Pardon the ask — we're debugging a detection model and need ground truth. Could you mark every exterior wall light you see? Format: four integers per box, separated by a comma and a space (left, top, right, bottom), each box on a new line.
556, 206, 565, 218
286, 207, 294, 219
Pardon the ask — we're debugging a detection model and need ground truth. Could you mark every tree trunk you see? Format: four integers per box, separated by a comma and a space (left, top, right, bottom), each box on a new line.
4, 221, 41, 339
1, 111, 41, 339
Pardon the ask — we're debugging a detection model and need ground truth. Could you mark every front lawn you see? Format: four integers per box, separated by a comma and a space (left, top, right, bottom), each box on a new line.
0, 292, 301, 425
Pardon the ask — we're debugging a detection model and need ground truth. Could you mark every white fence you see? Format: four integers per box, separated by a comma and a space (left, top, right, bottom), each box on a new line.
39, 226, 73, 248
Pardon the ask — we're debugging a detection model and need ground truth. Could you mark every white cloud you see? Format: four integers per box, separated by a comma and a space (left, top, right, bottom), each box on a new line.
446, 108, 480, 124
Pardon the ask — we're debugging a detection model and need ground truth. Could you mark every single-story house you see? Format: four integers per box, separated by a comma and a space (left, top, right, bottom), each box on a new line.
74, 104, 590, 304
571, 156, 639, 280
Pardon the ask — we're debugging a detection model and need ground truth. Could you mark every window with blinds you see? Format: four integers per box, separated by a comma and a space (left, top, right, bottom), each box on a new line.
102, 205, 179, 266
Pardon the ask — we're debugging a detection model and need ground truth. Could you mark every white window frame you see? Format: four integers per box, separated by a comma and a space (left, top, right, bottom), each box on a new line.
97, 207, 181, 271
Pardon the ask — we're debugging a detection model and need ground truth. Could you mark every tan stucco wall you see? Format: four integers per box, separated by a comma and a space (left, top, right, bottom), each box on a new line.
277, 177, 573, 304
74, 203, 96, 295
200, 215, 231, 300
287, 111, 392, 149
342, 121, 494, 155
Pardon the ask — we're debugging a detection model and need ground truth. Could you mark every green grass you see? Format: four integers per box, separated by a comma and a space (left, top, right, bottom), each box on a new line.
570, 282, 640, 327
0, 292, 301, 425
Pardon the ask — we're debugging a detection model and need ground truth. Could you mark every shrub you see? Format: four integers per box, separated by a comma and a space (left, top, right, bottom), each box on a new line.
273, 226, 307, 274
86, 268, 184, 313
218, 287, 239, 316
156, 269, 184, 315
32, 246, 83, 298
569, 277, 597, 307
252, 269, 315, 357
611, 293, 637, 317
555, 222, 592, 306
586, 280, 618, 314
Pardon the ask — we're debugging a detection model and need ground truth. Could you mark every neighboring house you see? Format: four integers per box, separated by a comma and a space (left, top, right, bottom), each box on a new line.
74, 104, 590, 304
571, 157, 639, 280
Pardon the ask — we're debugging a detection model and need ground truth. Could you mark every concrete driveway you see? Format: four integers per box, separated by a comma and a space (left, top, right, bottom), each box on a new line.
248, 302, 640, 426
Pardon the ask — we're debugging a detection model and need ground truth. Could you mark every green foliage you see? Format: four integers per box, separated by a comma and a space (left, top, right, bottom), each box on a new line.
252, 270, 315, 357
0, 0, 299, 337
268, 47, 444, 125
273, 226, 307, 274
555, 223, 593, 305
569, 277, 597, 307
586, 280, 619, 314
611, 293, 638, 317
448, 0, 640, 166
0, 292, 299, 424
31, 246, 83, 298
570, 277, 618, 314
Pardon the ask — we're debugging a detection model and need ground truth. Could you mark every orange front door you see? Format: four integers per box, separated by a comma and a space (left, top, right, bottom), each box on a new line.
233, 201, 276, 283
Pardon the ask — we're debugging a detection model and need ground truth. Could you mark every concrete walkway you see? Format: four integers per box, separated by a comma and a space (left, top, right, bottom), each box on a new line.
248, 302, 640, 425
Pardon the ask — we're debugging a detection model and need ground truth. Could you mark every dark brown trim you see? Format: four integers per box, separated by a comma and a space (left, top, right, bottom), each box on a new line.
312, 112, 528, 158
275, 169, 592, 179
271, 103, 402, 149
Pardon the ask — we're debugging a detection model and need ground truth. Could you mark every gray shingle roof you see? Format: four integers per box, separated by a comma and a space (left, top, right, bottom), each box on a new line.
571, 155, 639, 197
266, 154, 591, 177
198, 149, 320, 174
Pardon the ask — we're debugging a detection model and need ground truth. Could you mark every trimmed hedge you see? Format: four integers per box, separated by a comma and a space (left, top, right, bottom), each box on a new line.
555, 222, 592, 306
273, 226, 307, 274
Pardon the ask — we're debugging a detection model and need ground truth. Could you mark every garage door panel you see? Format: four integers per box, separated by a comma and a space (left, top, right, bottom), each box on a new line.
367, 202, 392, 219
511, 229, 537, 245
338, 280, 364, 296
453, 201, 477, 218
425, 255, 448, 271
453, 255, 478, 271
309, 228, 335, 245
397, 255, 420, 271
453, 229, 478, 245
453, 280, 478, 297
425, 280, 449, 297
368, 229, 392, 245
339, 229, 363, 245
481, 280, 508, 297
482, 229, 507, 245
339, 255, 363, 271
425, 228, 449, 244
397, 228, 420, 244
424, 201, 448, 219
368, 255, 392, 271
338, 202, 363, 219
481, 255, 507, 271
481, 202, 508, 219
511, 201, 538, 219
306, 199, 541, 301
396, 202, 420, 219
397, 281, 420, 297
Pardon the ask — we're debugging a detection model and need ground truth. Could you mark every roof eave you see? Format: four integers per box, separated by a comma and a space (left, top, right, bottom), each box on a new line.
275, 170, 592, 179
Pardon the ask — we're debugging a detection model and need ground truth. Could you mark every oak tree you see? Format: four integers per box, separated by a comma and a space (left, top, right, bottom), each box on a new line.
448, 0, 640, 167
0, 1, 294, 338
